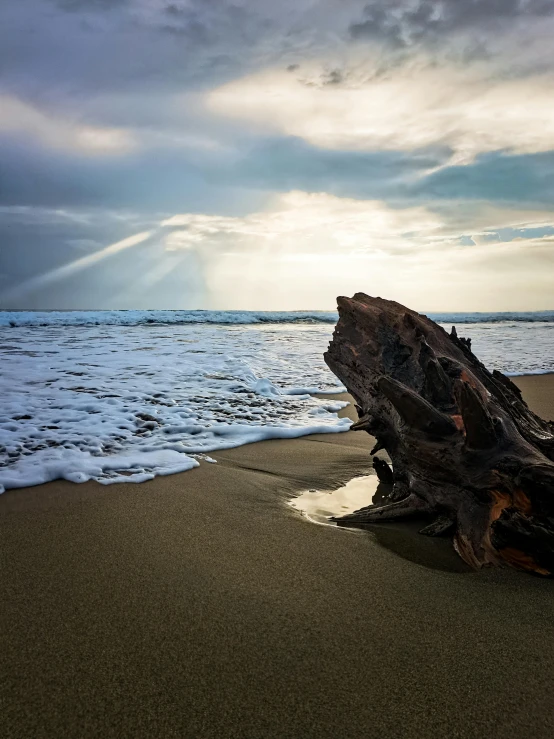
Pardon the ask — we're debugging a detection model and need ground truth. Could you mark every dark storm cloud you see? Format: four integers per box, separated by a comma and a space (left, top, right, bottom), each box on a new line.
0, 132, 266, 215
226, 137, 450, 199
5, 119, 553, 223
411, 151, 554, 206
218, 138, 554, 209
350, 0, 554, 46
0, 127, 450, 213
0, 0, 268, 99
57, 0, 129, 11
2, 0, 550, 105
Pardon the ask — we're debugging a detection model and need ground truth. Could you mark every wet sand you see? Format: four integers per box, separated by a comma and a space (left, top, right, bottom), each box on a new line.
2, 375, 554, 738
512, 373, 554, 421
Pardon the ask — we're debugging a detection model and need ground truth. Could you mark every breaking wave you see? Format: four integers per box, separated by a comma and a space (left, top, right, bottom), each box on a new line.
1, 309, 554, 327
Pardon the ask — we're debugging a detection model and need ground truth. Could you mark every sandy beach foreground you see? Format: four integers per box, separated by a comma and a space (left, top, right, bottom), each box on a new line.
2, 375, 554, 738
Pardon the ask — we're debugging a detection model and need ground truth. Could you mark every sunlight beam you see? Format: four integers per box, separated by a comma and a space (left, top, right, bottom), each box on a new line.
2, 230, 153, 304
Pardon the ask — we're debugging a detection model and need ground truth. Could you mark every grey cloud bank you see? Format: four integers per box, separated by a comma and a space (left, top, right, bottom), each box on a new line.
1, 0, 553, 310
350, 0, 554, 46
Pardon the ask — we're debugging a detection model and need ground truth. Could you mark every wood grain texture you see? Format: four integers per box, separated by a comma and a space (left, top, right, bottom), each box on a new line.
325, 294, 554, 575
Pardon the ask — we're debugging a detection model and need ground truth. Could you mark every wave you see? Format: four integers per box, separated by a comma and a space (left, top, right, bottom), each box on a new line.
1, 309, 554, 328
430, 311, 554, 325
0, 310, 338, 327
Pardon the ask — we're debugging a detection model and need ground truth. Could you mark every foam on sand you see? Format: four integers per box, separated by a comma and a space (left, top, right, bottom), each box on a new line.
0, 322, 349, 492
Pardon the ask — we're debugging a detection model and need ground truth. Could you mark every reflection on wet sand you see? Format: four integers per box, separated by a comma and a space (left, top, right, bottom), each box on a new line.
289, 474, 382, 525
290, 474, 471, 572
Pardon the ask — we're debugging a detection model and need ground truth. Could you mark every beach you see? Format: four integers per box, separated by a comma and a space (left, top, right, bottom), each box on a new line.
4, 0, 554, 732
2, 374, 554, 738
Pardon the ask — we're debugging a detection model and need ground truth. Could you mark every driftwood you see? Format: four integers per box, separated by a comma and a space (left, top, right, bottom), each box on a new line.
324, 294, 554, 575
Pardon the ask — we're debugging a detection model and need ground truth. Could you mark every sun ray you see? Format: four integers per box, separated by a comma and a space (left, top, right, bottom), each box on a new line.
2, 230, 154, 303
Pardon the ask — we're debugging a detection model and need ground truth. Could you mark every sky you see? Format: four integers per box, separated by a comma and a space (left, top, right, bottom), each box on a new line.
1, 0, 553, 311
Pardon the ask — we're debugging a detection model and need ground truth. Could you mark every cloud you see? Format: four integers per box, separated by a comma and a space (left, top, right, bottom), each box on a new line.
412, 151, 554, 205
160, 191, 554, 310
1, 1, 553, 312
349, 0, 554, 47
0, 95, 136, 155
2, 0, 552, 111
162, 191, 442, 252
4, 1, 554, 159
56, 0, 128, 11
208, 60, 554, 162
1, 192, 553, 310
218, 136, 449, 200
162, 190, 554, 255
3, 0, 326, 99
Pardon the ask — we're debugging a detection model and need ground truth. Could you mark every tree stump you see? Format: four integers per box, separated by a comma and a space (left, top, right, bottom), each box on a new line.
324, 294, 554, 575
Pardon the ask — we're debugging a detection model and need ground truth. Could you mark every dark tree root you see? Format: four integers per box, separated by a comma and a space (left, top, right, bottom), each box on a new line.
419, 515, 455, 537
373, 457, 394, 485
332, 493, 428, 526
324, 294, 554, 575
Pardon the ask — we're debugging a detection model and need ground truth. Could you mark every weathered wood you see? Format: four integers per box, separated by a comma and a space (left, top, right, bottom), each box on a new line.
373, 457, 394, 485
324, 293, 554, 575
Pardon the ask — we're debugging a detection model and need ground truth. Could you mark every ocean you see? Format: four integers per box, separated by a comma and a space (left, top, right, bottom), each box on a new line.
1, 309, 553, 493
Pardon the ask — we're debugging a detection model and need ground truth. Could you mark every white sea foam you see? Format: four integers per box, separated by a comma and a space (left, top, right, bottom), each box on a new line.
0, 315, 552, 493
0, 323, 349, 492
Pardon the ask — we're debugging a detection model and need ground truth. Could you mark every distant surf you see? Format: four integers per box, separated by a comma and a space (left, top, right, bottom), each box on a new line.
1, 309, 554, 327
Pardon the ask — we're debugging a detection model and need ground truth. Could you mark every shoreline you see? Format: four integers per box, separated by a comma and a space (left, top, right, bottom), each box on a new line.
2, 374, 554, 738
1, 373, 552, 498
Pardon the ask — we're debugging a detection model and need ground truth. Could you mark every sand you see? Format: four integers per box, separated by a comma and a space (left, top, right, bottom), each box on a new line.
2, 375, 554, 738
511, 373, 554, 421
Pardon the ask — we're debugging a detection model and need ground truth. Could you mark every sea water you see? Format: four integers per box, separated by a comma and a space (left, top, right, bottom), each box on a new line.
1, 310, 553, 492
